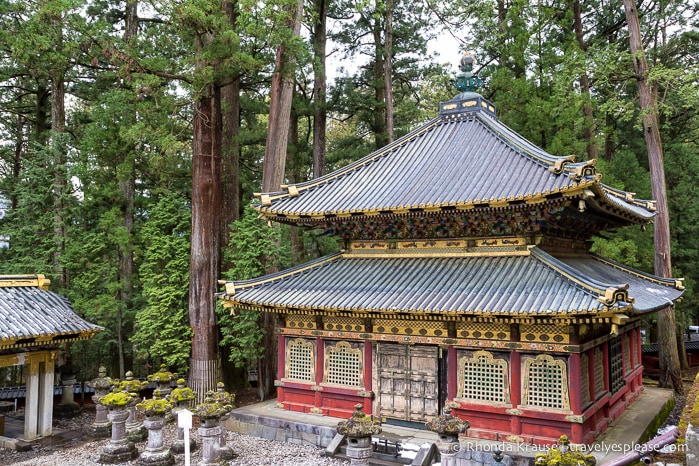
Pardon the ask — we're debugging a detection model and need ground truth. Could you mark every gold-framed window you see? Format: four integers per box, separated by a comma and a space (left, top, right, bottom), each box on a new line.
324, 341, 363, 387
285, 338, 315, 382
456, 350, 510, 404
522, 354, 570, 410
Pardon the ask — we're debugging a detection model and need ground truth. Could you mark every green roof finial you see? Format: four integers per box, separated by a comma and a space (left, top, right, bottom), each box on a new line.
453, 51, 482, 93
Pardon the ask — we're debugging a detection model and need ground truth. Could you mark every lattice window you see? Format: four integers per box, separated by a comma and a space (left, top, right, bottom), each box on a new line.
285, 338, 315, 382
623, 333, 631, 373
594, 347, 605, 397
581, 353, 590, 405
324, 341, 363, 387
522, 355, 570, 410
609, 337, 624, 394
457, 351, 509, 404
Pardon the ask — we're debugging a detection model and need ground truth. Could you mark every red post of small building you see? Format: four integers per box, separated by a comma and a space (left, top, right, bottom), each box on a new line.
315, 337, 324, 409
448, 346, 457, 400
364, 341, 373, 413
568, 352, 584, 443
510, 351, 522, 436
277, 335, 285, 401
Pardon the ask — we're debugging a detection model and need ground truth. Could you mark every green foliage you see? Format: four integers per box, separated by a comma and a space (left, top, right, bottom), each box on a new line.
217, 206, 287, 368
131, 193, 192, 374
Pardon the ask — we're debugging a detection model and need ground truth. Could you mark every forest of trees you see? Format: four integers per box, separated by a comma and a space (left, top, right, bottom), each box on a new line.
0, 0, 697, 396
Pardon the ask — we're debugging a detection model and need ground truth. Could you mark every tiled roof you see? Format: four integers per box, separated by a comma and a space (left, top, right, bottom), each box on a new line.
256, 93, 655, 223
221, 248, 683, 316
0, 275, 102, 349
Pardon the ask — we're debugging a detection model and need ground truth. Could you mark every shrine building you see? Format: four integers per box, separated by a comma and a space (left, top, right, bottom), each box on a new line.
219, 56, 684, 445
0, 274, 102, 440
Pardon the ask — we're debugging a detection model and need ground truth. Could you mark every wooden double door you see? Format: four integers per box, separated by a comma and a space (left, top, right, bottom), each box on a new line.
375, 343, 445, 424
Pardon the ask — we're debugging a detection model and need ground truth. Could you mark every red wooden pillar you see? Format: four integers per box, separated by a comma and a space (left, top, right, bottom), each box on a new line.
569, 353, 582, 414
447, 346, 457, 400
277, 334, 286, 401
315, 337, 324, 410
510, 351, 522, 436
364, 341, 373, 413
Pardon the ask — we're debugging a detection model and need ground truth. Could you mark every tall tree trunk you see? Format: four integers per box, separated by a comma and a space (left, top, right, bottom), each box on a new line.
262, 0, 303, 192
372, 19, 387, 149
258, 0, 304, 400
383, 0, 394, 144
572, 0, 598, 160
312, 0, 327, 178
189, 65, 223, 401
622, 0, 682, 394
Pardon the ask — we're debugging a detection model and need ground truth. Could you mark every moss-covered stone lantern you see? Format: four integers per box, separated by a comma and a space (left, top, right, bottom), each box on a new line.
336, 403, 382, 466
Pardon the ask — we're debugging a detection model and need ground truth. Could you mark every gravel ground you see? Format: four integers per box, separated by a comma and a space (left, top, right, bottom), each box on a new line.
1, 410, 348, 466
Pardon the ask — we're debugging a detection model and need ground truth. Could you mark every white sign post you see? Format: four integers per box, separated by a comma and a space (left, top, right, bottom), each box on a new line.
178, 408, 193, 466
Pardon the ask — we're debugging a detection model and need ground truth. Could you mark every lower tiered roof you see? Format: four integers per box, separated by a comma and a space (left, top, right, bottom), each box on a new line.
219, 240, 683, 319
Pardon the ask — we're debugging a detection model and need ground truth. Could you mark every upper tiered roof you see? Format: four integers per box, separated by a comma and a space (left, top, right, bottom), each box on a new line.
254, 93, 655, 229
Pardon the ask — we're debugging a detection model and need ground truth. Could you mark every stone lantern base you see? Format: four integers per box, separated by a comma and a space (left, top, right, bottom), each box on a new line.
89, 420, 112, 439
99, 440, 138, 464
137, 448, 174, 466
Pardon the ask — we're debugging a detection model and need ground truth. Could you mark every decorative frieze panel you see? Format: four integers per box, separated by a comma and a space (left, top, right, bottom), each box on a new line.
456, 322, 510, 340
324, 341, 363, 387
286, 314, 317, 330
456, 350, 510, 404
522, 354, 570, 410
521, 324, 570, 344
285, 338, 315, 382
374, 319, 447, 337
324, 316, 365, 332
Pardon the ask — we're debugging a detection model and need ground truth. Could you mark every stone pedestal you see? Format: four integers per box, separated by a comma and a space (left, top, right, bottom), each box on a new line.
198, 419, 222, 466
345, 435, 373, 466
54, 371, 80, 418
213, 382, 235, 460
99, 408, 138, 464
195, 390, 229, 466
169, 379, 197, 454
88, 367, 114, 438
138, 416, 174, 466
126, 398, 147, 442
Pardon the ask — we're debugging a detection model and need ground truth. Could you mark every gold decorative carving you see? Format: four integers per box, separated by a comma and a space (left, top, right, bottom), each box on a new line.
457, 322, 510, 340
506, 409, 523, 415
374, 319, 447, 337
521, 354, 570, 410
565, 414, 585, 423
521, 324, 570, 344
286, 315, 317, 330
324, 316, 365, 332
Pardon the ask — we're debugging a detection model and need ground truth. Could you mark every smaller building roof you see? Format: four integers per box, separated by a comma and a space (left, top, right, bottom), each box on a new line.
0, 275, 103, 350
219, 243, 683, 319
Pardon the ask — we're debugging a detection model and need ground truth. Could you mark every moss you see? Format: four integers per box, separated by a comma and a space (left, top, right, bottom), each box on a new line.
99, 391, 134, 408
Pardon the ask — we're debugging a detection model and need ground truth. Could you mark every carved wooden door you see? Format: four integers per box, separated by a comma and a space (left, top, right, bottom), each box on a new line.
376, 344, 439, 423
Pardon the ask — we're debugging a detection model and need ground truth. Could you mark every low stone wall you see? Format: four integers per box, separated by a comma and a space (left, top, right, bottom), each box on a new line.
227, 410, 337, 448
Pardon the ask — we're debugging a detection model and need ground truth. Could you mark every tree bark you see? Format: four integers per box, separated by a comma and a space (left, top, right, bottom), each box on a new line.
312, 0, 327, 178
622, 0, 682, 394
383, 0, 394, 144
188, 64, 223, 400
258, 0, 304, 400
572, 0, 598, 160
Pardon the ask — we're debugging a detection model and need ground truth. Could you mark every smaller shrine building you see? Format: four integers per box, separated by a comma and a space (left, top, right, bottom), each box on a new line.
0, 274, 102, 440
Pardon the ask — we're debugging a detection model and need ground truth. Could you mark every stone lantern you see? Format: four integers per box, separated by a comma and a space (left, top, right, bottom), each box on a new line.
98, 390, 138, 464
195, 390, 230, 466
136, 389, 174, 466
336, 404, 382, 466
147, 364, 177, 399
88, 366, 115, 438
425, 407, 469, 466
212, 381, 236, 460
169, 378, 197, 454
55, 358, 80, 418
116, 371, 148, 441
